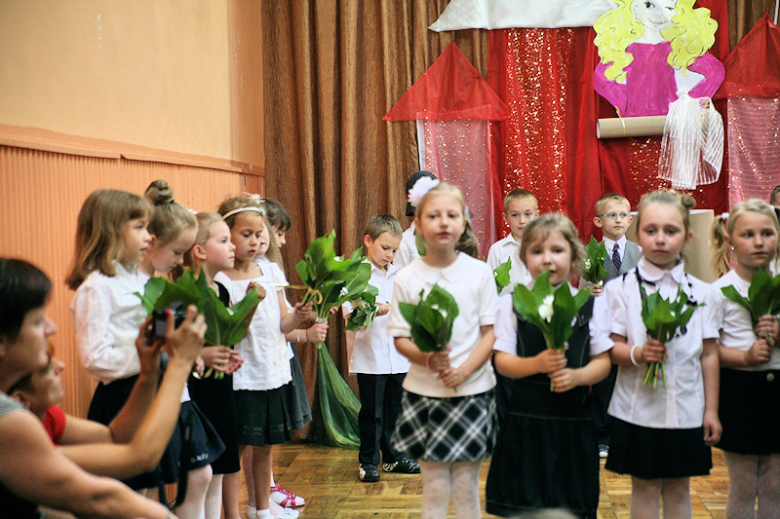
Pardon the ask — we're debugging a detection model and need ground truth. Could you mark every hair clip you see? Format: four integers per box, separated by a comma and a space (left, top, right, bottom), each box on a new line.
243, 192, 266, 202
407, 177, 440, 209
721, 212, 729, 221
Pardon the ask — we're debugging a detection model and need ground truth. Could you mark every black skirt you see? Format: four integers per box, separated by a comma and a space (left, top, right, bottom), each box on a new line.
486, 378, 598, 519
605, 417, 712, 479
234, 385, 294, 446
718, 367, 780, 455
88, 375, 162, 490
188, 373, 240, 474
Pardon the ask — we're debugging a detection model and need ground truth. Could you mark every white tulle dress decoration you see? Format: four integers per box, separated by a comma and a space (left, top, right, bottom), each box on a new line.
658, 92, 723, 190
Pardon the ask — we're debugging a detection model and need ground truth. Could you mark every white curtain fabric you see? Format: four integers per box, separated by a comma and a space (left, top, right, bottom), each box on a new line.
429, 0, 617, 31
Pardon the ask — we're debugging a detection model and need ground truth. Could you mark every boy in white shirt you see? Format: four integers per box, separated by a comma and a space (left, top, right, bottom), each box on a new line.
486, 189, 538, 295
343, 215, 419, 482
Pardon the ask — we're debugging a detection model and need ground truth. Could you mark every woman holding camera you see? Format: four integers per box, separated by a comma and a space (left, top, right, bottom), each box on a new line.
0, 258, 205, 518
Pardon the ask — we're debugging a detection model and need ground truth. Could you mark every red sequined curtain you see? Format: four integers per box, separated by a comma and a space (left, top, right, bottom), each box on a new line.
487, 0, 731, 241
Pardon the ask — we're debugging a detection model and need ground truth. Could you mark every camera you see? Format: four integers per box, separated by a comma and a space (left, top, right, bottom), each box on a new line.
151, 302, 188, 339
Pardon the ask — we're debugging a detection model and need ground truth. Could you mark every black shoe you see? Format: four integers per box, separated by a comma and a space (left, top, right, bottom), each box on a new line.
359, 464, 380, 482
383, 457, 420, 474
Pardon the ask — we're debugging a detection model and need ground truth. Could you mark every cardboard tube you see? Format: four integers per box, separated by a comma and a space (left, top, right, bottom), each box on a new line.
597, 116, 667, 138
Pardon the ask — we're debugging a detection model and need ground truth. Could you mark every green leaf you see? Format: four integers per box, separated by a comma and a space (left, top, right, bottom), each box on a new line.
134, 269, 261, 347
580, 237, 609, 284
721, 269, 780, 328
494, 257, 512, 294
345, 285, 380, 332
398, 285, 458, 353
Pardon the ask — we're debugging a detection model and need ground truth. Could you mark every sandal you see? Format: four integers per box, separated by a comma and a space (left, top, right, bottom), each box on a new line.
270, 485, 305, 508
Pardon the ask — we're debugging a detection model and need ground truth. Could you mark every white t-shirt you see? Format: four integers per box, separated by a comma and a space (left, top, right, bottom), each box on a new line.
599, 257, 717, 429
393, 223, 419, 271
70, 264, 147, 384
387, 253, 497, 397
216, 268, 292, 391
712, 270, 780, 371
486, 235, 531, 296
343, 261, 410, 375
493, 284, 613, 357
254, 257, 295, 360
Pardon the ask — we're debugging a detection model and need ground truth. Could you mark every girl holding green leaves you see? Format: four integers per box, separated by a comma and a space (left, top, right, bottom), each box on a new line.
711, 199, 780, 518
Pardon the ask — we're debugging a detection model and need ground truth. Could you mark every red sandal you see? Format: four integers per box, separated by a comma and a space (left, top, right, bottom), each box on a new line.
270, 485, 305, 508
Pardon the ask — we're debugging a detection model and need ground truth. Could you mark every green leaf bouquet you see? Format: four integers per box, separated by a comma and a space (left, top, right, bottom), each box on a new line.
345, 284, 380, 332
640, 285, 702, 388
398, 284, 460, 354
494, 257, 512, 294
580, 237, 608, 286
294, 230, 372, 449
135, 269, 262, 378
511, 270, 591, 390
721, 268, 780, 329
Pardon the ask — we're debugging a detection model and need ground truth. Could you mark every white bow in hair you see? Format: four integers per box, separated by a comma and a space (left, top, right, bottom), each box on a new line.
407, 177, 440, 209
243, 192, 266, 202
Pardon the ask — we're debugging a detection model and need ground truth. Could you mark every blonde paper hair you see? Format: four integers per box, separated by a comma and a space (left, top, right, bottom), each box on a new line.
710, 199, 780, 277
594, 0, 718, 84
66, 190, 151, 290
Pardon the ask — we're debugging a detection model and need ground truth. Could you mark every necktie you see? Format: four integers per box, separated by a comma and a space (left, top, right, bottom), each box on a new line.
612, 243, 621, 271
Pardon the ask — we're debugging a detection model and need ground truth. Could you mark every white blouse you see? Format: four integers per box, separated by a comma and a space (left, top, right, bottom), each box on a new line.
387, 253, 496, 398
712, 270, 780, 371
216, 269, 292, 391
343, 261, 410, 375
393, 224, 419, 271
70, 264, 147, 384
600, 257, 717, 429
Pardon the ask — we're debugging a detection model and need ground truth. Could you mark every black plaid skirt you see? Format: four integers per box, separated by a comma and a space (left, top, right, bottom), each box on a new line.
391, 389, 497, 463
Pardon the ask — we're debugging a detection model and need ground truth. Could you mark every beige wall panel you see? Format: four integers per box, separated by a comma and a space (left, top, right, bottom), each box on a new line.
0, 1, 232, 160
0, 145, 263, 417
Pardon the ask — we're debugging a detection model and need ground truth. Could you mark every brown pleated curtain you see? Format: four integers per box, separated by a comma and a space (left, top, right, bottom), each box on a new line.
259, 0, 777, 439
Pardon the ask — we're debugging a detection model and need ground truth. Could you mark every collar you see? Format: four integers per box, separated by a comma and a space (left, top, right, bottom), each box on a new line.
367, 258, 396, 277
420, 252, 463, 284
637, 256, 685, 284
504, 234, 521, 248
603, 235, 626, 251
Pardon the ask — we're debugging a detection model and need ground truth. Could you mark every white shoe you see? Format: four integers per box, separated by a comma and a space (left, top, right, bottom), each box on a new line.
247, 505, 257, 519
273, 508, 299, 519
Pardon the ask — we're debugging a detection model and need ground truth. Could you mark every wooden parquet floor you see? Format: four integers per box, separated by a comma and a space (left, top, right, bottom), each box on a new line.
237, 443, 730, 518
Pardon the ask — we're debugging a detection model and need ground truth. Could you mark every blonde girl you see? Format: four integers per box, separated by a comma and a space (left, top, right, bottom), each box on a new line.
600, 190, 720, 519
182, 211, 248, 519
710, 199, 780, 518
486, 213, 612, 518
68, 189, 162, 493
386, 183, 495, 519
143, 181, 232, 519
215, 196, 314, 519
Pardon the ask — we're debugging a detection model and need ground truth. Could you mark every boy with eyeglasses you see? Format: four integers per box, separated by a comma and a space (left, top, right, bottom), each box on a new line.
590, 192, 640, 460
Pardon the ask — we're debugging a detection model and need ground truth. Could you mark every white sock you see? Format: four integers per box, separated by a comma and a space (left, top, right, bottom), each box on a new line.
419, 460, 451, 519
256, 508, 272, 519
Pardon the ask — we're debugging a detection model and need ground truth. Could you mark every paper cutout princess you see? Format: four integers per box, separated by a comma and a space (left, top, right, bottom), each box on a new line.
593, 0, 725, 117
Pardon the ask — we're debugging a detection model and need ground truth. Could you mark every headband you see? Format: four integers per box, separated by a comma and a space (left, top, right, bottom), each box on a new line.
221, 206, 266, 221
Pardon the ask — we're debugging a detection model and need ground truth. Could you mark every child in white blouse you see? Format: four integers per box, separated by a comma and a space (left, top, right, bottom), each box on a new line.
215, 196, 315, 519
387, 183, 496, 519
710, 199, 780, 518
598, 190, 721, 519
69, 187, 224, 514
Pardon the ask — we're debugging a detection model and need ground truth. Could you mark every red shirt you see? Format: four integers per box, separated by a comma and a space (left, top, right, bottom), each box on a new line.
43, 406, 66, 444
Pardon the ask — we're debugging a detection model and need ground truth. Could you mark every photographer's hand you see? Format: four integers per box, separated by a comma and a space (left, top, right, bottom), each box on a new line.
135, 316, 162, 378
165, 305, 206, 367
